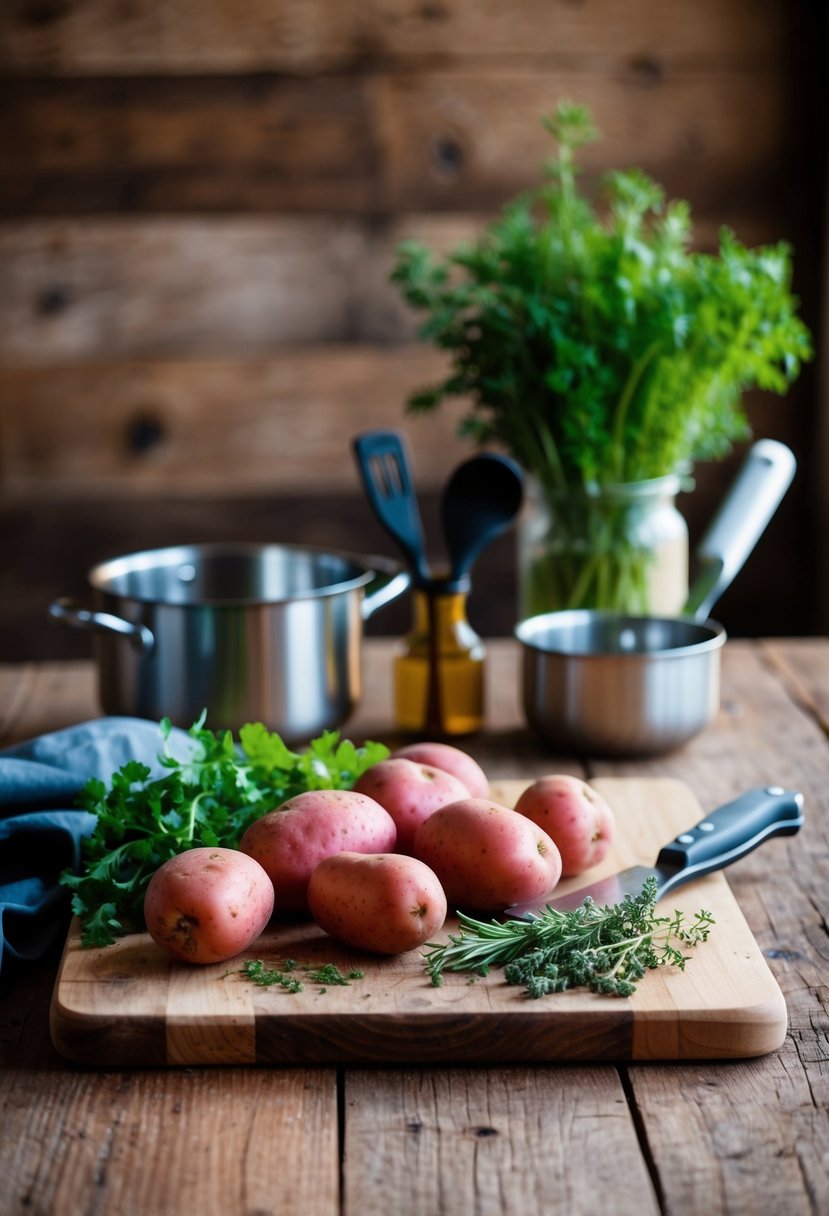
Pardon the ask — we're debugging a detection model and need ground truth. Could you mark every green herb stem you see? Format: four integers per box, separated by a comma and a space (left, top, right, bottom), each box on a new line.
611, 340, 664, 479
423, 877, 714, 998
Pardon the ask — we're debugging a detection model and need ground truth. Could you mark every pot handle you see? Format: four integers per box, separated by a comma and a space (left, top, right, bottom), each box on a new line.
683, 439, 796, 623
48, 598, 155, 655
361, 558, 411, 621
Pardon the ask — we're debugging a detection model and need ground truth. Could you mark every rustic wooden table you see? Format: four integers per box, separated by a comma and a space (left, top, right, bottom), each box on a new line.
2, 638, 827, 1215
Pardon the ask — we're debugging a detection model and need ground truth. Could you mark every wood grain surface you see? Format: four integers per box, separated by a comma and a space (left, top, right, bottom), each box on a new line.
1, 639, 827, 1215
0, 0, 789, 74
343, 1066, 661, 1216
0, 211, 778, 365
0, 347, 467, 499
50, 777, 788, 1067
1, 67, 789, 216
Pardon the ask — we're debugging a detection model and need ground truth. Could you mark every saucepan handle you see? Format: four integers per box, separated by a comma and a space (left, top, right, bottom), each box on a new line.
360, 557, 411, 621
683, 439, 796, 622
48, 598, 155, 655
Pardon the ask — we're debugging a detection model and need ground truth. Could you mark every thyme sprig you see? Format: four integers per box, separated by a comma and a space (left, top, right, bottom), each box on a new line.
423, 877, 714, 998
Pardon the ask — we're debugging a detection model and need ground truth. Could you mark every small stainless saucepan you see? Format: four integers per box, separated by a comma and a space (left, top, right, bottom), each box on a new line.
516, 440, 796, 757
49, 543, 408, 741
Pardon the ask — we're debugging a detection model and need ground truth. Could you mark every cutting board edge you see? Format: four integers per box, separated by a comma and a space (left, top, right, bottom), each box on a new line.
630, 984, 788, 1060
50, 983, 168, 1067
49, 977, 789, 1067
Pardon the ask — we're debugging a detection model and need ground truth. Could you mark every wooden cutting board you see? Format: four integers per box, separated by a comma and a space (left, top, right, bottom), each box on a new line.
50, 778, 788, 1066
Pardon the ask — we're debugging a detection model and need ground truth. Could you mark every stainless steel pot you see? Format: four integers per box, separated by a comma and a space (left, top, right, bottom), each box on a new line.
49, 543, 408, 740
516, 440, 796, 757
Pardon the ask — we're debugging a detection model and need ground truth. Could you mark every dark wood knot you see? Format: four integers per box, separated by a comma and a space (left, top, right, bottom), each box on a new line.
431, 135, 465, 178
126, 412, 166, 455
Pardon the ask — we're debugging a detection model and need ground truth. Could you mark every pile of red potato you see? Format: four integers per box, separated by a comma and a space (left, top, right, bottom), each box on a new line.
144, 741, 616, 965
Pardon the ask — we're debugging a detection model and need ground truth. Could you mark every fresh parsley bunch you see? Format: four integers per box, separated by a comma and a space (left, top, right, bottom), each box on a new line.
392, 101, 812, 489
61, 714, 389, 947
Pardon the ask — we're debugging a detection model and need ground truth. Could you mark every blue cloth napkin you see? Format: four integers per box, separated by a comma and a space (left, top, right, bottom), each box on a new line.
0, 717, 193, 977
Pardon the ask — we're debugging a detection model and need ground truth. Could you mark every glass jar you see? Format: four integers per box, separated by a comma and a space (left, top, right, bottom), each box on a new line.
394, 580, 485, 736
518, 474, 689, 618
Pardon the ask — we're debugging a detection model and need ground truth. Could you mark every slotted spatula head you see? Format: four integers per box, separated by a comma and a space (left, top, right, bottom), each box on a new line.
353, 430, 430, 584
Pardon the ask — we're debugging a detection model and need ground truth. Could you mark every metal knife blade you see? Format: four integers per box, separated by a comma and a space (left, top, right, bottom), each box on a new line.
507, 785, 804, 920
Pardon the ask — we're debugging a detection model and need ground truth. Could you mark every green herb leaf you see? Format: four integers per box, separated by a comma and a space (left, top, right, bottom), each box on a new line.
305, 963, 365, 987
392, 101, 812, 490
237, 958, 366, 994
422, 877, 714, 998
61, 718, 389, 947
240, 959, 304, 993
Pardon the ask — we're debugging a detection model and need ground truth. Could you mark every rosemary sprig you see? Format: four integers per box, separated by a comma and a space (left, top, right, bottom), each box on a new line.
423, 877, 714, 998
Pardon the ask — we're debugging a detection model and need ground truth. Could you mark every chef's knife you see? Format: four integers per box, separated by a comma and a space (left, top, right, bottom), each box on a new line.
507, 786, 804, 919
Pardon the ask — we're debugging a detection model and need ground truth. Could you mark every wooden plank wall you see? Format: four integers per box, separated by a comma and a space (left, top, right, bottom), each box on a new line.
0, 0, 824, 659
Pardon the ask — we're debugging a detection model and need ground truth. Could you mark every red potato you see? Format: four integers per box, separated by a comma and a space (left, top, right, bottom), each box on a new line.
144, 847, 274, 965
239, 790, 397, 916
413, 798, 562, 913
392, 742, 489, 800
513, 776, 616, 877
354, 758, 470, 855
308, 852, 447, 954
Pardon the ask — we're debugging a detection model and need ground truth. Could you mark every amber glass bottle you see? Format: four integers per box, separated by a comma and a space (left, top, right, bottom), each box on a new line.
394, 577, 485, 736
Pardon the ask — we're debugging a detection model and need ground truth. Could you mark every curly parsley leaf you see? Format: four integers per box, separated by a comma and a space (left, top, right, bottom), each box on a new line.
61, 718, 389, 947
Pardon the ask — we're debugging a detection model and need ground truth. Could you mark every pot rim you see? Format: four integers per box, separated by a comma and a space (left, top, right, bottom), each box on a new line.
88, 541, 394, 608
515, 609, 727, 660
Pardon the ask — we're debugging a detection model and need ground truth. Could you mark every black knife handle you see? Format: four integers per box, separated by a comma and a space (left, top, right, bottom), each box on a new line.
655, 786, 804, 885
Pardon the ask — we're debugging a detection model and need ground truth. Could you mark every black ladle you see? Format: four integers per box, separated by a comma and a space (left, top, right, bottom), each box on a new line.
441, 454, 524, 584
